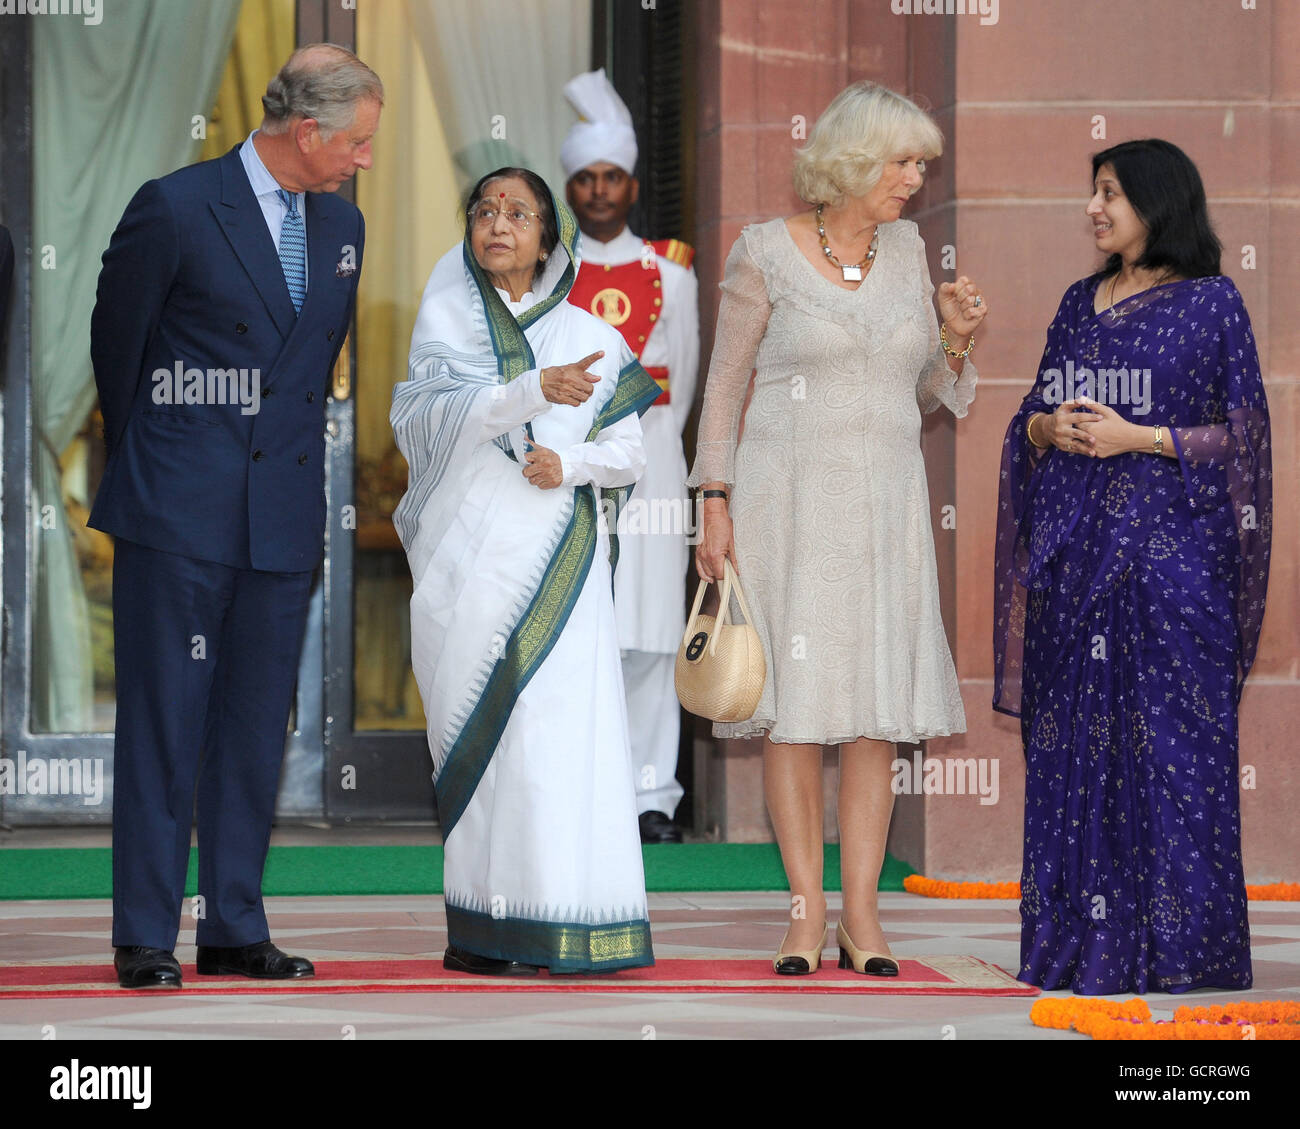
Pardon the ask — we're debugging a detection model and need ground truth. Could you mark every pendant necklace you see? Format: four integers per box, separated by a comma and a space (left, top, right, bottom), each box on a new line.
1107, 267, 1174, 312
817, 203, 878, 282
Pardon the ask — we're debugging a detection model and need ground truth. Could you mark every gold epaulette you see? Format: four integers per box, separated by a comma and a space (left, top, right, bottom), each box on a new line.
651, 238, 695, 270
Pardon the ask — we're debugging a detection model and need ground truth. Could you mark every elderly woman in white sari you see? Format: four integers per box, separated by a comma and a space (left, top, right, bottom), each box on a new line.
390, 168, 661, 975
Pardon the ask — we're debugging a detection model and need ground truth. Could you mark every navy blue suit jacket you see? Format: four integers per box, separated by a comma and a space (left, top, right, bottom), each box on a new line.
89, 145, 364, 572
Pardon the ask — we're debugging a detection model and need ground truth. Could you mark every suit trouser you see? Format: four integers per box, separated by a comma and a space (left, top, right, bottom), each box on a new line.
110, 539, 313, 950
621, 650, 683, 818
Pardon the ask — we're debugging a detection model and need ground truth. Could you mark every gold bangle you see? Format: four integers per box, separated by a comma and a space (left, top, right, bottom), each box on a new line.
940, 322, 975, 358
1026, 413, 1047, 449
1153, 424, 1163, 456
539, 369, 546, 393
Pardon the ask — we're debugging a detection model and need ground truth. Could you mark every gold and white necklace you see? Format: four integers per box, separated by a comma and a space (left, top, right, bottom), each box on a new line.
817, 203, 878, 282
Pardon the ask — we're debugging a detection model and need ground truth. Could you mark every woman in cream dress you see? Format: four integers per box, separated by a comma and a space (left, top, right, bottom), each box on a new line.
691, 83, 988, 975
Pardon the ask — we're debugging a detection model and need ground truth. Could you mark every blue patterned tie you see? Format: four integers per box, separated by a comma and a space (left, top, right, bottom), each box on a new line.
276, 188, 306, 314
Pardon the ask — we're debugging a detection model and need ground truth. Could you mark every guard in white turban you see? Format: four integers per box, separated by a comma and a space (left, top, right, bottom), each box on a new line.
562, 69, 700, 843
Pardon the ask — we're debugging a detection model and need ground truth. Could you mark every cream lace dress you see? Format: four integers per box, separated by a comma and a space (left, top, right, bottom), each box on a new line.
687, 217, 975, 744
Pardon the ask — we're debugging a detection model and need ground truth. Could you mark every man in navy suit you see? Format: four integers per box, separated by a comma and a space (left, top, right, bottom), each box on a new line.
90, 44, 382, 988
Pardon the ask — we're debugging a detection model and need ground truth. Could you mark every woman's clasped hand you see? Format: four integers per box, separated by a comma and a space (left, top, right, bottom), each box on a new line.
1033, 399, 1104, 454
1034, 397, 1171, 460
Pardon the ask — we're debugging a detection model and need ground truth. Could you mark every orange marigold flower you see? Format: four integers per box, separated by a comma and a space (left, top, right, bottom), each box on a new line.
1245, 883, 1300, 901
906, 876, 1297, 901
903, 875, 1020, 899
1036, 997, 1300, 1040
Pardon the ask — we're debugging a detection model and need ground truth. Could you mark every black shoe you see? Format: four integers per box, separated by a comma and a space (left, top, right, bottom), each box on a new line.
195, 940, 314, 979
114, 946, 182, 989
639, 810, 682, 844
443, 944, 541, 977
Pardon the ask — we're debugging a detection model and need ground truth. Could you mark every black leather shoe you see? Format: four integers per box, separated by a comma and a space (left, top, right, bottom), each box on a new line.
639, 810, 682, 844
443, 944, 540, 977
195, 940, 314, 979
114, 946, 182, 989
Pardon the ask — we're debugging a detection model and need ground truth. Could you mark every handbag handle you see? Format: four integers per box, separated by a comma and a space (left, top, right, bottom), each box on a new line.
683, 558, 755, 658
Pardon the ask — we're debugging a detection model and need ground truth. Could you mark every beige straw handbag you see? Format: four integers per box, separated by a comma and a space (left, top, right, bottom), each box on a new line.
674, 558, 766, 722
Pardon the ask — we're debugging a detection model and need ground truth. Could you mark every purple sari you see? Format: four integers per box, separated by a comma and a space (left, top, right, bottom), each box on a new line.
993, 274, 1271, 994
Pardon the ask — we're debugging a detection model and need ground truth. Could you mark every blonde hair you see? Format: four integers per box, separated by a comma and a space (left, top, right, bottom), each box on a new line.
793, 82, 943, 207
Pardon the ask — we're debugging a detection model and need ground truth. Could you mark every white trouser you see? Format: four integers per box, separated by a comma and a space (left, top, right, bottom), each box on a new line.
621, 650, 683, 818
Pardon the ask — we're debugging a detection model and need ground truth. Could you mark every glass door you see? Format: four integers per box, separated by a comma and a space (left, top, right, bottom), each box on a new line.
314, 0, 437, 822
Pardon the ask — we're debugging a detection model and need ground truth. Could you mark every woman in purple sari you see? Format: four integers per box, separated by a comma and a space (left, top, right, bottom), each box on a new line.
994, 139, 1271, 995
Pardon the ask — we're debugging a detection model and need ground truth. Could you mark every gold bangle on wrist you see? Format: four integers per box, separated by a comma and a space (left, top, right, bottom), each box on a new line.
1027, 413, 1047, 450
1152, 424, 1163, 456
940, 322, 975, 359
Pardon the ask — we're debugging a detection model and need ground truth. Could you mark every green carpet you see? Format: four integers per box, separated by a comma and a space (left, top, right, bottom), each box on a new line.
0, 845, 914, 900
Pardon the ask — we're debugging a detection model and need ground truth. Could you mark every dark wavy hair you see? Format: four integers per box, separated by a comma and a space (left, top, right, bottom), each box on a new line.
464, 167, 560, 281
1091, 139, 1221, 280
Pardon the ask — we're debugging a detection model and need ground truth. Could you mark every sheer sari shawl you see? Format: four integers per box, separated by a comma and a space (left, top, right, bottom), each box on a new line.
390, 204, 660, 969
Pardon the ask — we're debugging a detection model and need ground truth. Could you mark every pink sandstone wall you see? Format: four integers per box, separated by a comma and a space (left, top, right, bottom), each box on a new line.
690, 0, 1298, 883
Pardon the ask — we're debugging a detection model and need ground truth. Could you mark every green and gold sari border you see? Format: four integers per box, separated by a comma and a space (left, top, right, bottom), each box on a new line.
446, 903, 654, 973
463, 240, 535, 382
434, 489, 597, 836
603, 483, 623, 581
516, 258, 576, 330
590, 357, 661, 437
514, 197, 578, 330
589, 358, 661, 581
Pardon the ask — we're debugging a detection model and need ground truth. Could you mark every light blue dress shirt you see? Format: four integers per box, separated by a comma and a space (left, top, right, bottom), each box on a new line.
239, 130, 308, 285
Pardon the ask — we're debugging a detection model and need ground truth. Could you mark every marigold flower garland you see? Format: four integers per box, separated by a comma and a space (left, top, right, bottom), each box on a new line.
1246, 882, 1300, 901
1030, 997, 1300, 1040
902, 875, 1021, 899
903, 875, 1299, 901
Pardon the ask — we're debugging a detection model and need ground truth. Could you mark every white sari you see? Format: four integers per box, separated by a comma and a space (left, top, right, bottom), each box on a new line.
390, 202, 660, 971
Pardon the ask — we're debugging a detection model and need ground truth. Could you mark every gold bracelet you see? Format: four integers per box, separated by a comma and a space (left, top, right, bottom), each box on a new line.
940, 322, 975, 358
1153, 424, 1163, 456
1026, 413, 1048, 450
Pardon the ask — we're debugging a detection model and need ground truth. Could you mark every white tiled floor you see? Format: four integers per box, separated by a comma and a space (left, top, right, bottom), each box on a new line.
2, 891, 1296, 1039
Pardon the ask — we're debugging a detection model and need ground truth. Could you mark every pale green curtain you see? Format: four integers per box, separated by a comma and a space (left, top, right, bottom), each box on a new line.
406, 0, 592, 193
32, 0, 241, 731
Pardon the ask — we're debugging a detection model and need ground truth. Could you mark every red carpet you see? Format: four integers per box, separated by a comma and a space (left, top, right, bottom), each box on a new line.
0, 955, 1036, 998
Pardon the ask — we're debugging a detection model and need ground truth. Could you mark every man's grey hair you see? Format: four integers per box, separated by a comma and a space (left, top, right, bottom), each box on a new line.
260, 43, 384, 139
